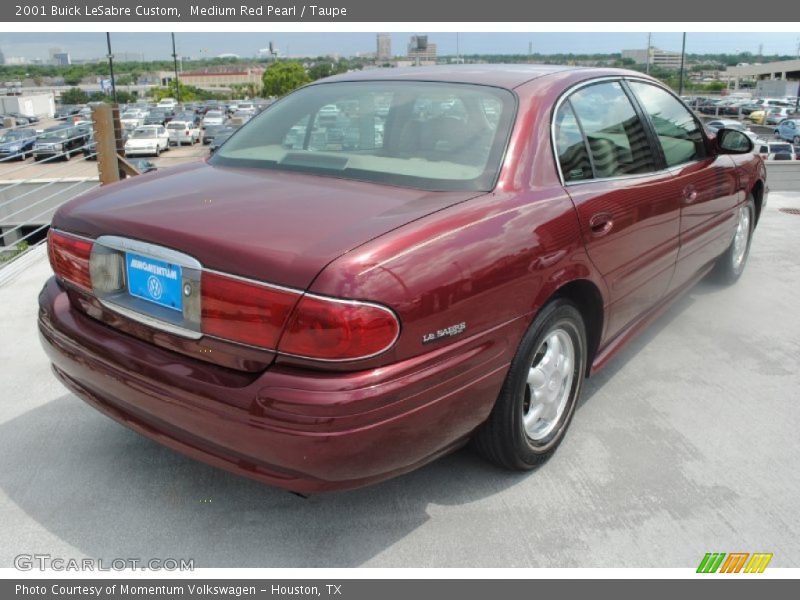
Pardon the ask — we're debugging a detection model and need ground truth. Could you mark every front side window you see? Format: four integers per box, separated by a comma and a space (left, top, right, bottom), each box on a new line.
211, 81, 516, 191
629, 81, 706, 167
568, 81, 656, 178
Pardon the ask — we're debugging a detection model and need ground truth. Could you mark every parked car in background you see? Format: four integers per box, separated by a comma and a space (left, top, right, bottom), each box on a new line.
167, 120, 201, 145
0, 128, 38, 160
124, 125, 169, 157
754, 140, 796, 160
765, 107, 795, 126
144, 109, 170, 126
83, 129, 129, 161
5, 113, 31, 125
202, 110, 226, 128
705, 119, 750, 135
774, 118, 800, 143
156, 98, 178, 110
40, 66, 765, 493
208, 126, 238, 153
54, 105, 83, 120
32, 124, 88, 161
202, 124, 237, 146
128, 158, 158, 174
228, 110, 253, 126
174, 111, 202, 127
120, 110, 147, 130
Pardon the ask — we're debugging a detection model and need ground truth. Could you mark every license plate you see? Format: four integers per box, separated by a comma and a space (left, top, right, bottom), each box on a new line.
126, 252, 183, 312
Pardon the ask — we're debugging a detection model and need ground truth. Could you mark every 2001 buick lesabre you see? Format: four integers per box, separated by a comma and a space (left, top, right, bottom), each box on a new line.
38, 65, 766, 493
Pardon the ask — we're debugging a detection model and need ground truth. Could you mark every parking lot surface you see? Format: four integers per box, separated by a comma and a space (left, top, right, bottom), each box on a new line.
1, 192, 799, 568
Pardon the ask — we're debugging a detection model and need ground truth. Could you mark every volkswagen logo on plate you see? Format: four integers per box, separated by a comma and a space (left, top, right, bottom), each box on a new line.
147, 275, 163, 300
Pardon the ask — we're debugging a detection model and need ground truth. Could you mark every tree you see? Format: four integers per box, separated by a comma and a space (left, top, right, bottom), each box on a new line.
261, 61, 311, 97
60, 87, 88, 105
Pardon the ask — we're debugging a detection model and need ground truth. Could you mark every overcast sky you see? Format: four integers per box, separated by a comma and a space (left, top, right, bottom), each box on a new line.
1, 32, 799, 61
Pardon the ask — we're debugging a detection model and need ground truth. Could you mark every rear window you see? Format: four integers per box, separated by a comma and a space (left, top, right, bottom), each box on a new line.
167, 122, 188, 129
211, 81, 516, 192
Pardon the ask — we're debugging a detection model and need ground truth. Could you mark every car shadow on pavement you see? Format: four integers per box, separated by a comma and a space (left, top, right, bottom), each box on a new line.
0, 390, 532, 568
0, 279, 726, 569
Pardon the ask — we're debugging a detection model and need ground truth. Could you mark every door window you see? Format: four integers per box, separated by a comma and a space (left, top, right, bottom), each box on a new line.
568, 81, 656, 178
629, 81, 707, 167
554, 102, 593, 182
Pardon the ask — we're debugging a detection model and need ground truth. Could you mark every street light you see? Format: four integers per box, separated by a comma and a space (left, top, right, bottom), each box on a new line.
105, 32, 117, 103
678, 33, 686, 96
171, 32, 181, 103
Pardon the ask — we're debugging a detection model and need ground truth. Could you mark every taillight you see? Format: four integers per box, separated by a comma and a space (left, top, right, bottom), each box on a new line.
200, 271, 300, 349
278, 295, 400, 361
47, 229, 93, 292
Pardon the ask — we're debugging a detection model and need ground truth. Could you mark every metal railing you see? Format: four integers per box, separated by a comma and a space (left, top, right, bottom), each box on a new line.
0, 114, 111, 268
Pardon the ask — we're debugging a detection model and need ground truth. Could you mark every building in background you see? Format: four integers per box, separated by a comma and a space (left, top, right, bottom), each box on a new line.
159, 67, 265, 90
49, 49, 71, 66
621, 47, 682, 70
407, 35, 437, 65
377, 33, 392, 61
725, 59, 800, 94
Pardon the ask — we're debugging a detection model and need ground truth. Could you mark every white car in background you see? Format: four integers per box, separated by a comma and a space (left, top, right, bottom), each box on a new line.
167, 120, 201, 145
202, 110, 225, 128
157, 98, 178, 110
704, 119, 759, 141
124, 125, 169, 157
755, 140, 797, 160
120, 109, 147, 130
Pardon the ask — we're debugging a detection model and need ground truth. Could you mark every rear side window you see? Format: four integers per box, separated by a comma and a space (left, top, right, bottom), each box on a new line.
554, 102, 593, 182
629, 81, 706, 167
568, 82, 656, 178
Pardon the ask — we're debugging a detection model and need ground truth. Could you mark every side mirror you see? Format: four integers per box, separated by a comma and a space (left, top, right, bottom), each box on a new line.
716, 128, 754, 154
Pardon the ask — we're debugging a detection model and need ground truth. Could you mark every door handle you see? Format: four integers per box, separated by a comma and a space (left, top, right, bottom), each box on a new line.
683, 186, 698, 203
588, 213, 614, 237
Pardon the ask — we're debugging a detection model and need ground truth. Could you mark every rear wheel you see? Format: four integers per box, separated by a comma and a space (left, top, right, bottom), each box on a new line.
711, 196, 755, 285
473, 299, 587, 470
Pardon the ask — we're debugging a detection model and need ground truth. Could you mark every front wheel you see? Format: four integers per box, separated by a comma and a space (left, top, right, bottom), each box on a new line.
711, 197, 755, 285
473, 299, 587, 470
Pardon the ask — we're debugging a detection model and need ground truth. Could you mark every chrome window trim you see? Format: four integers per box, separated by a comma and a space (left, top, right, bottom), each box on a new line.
550, 75, 710, 187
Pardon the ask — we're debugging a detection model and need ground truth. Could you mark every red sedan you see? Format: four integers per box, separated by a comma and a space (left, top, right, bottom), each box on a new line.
39, 66, 766, 493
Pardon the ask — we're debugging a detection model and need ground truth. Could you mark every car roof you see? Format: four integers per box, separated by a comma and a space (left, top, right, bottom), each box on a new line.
318, 64, 617, 89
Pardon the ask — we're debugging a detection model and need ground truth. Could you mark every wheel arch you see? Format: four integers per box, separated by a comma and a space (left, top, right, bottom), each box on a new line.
751, 177, 765, 226
535, 278, 605, 378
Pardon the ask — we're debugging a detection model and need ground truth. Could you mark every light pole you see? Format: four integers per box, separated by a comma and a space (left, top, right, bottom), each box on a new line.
171, 32, 181, 103
678, 33, 686, 96
105, 32, 117, 103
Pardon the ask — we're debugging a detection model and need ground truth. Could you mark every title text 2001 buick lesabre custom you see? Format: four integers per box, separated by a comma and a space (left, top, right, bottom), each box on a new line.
39, 66, 766, 492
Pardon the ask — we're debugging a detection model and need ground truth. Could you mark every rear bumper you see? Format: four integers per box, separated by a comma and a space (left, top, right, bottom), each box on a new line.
38, 277, 513, 492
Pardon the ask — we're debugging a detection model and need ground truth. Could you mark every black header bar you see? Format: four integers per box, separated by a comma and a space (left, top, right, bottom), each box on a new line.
3, 0, 795, 22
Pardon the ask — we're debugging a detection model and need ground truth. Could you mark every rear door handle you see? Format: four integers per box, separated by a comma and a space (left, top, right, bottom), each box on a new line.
588, 213, 614, 237
683, 185, 698, 203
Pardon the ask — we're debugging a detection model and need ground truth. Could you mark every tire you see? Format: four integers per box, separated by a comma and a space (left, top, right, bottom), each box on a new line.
473, 299, 587, 470
711, 196, 755, 285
